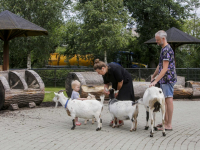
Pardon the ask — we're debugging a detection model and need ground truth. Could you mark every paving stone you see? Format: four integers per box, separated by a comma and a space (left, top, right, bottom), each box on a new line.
1, 101, 200, 150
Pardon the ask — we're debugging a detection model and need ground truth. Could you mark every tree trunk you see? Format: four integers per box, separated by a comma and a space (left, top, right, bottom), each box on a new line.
27, 51, 31, 70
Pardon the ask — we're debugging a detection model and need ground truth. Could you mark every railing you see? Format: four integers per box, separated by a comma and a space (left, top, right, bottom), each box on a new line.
30, 68, 200, 87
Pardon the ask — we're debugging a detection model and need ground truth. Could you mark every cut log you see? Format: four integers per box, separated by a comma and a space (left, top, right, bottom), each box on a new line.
186, 81, 200, 98
79, 82, 194, 99
0, 70, 45, 110
173, 87, 193, 99
65, 72, 195, 100
80, 85, 111, 99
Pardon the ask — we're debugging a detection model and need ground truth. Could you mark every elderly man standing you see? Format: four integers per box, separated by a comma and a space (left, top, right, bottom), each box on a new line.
149, 30, 177, 131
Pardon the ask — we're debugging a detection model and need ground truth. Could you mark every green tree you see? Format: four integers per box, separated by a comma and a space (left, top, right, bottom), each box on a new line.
123, 0, 188, 67
63, 0, 133, 63
176, 17, 200, 68
0, 0, 67, 68
175, 0, 200, 68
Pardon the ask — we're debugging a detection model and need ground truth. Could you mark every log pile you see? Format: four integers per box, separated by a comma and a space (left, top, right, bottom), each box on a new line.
0, 70, 45, 110
65, 72, 200, 100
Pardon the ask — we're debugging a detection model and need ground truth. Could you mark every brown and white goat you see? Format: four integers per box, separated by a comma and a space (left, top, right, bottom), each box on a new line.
138, 86, 166, 137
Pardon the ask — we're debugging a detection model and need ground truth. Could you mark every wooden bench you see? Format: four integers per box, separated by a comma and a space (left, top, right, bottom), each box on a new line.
0, 70, 44, 110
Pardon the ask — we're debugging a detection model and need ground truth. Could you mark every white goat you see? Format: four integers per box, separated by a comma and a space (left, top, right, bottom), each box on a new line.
138, 86, 166, 137
107, 88, 139, 132
53, 90, 105, 131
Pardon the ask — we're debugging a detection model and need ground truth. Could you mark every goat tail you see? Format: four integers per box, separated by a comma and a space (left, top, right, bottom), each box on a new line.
136, 98, 144, 105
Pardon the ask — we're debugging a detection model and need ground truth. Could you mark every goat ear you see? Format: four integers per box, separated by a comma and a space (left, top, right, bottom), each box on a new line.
54, 92, 58, 95
88, 93, 91, 96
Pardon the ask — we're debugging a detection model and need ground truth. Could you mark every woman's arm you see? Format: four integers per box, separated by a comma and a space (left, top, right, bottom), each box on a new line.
115, 80, 123, 98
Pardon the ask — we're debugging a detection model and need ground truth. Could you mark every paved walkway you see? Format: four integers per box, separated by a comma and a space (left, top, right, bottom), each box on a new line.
1, 101, 200, 150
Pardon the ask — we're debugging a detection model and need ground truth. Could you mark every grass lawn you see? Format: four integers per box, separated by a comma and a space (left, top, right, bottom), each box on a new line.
44, 87, 68, 102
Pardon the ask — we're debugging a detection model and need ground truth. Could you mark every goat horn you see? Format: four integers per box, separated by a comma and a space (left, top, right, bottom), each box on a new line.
58, 90, 66, 94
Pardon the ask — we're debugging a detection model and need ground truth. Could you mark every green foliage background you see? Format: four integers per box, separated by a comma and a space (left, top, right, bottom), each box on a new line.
0, 0, 200, 68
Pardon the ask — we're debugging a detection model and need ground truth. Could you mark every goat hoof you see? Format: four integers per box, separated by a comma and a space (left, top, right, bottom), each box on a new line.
145, 126, 149, 130
112, 126, 115, 128
150, 134, 153, 137
71, 127, 75, 130
133, 128, 136, 131
163, 132, 166, 136
130, 129, 133, 132
96, 128, 100, 131
154, 127, 158, 131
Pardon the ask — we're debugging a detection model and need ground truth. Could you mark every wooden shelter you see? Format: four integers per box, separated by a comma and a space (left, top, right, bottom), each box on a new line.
144, 27, 200, 55
0, 10, 48, 70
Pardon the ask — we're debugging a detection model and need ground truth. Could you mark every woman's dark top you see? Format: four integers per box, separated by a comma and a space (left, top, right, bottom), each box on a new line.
103, 62, 135, 101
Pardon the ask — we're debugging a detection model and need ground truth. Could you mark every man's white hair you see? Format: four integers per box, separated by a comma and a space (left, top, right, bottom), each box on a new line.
155, 30, 167, 40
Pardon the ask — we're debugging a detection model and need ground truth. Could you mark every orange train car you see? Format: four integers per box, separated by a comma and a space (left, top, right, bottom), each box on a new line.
48, 53, 94, 67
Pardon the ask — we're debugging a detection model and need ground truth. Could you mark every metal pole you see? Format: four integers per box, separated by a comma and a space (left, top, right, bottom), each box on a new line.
139, 68, 141, 81
55, 69, 56, 87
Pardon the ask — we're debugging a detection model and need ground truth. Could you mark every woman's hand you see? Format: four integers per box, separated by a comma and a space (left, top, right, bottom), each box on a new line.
114, 92, 118, 98
104, 84, 110, 95
104, 88, 110, 95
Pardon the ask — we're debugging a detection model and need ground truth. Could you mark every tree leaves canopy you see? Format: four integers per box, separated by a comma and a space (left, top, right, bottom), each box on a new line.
63, 0, 133, 62
0, 0, 67, 68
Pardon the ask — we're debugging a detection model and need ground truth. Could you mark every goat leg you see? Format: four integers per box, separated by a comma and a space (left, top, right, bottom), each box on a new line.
153, 112, 158, 131
161, 104, 166, 136
134, 119, 137, 131
150, 109, 154, 137
92, 118, 95, 124
130, 118, 134, 132
112, 117, 116, 128
100, 118, 102, 129
145, 110, 149, 130
84, 119, 87, 125
71, 119, 76, 130
96, 117, 101, 131
116, 118, 120, 128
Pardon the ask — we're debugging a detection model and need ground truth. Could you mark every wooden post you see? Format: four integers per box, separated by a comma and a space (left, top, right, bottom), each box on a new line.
3, 40, 9, 71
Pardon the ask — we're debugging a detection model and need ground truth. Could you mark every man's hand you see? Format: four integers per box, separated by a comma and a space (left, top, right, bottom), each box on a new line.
151, 77, 155, 82
149, 80, 157, 87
